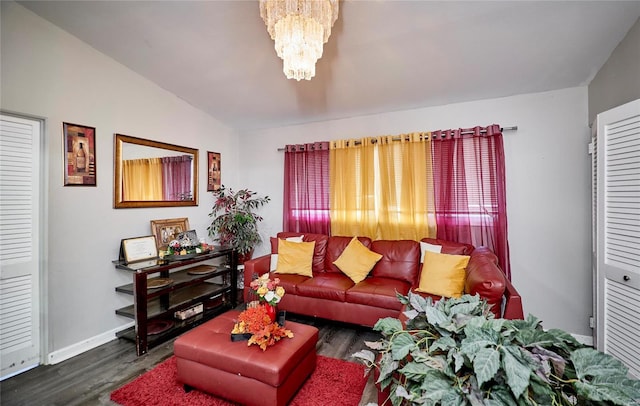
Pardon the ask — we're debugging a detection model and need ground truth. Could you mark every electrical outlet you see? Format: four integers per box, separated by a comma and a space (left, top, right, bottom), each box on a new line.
589, 316, 594, 328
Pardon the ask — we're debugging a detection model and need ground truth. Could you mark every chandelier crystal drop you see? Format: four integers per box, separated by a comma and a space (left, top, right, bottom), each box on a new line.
260, 0, 339, 81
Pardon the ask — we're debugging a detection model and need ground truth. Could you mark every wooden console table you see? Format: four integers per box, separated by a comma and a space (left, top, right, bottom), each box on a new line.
113, 248, 237, 355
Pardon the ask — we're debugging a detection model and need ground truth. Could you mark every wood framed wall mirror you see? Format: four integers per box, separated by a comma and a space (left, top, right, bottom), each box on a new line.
114, 134, 199, 208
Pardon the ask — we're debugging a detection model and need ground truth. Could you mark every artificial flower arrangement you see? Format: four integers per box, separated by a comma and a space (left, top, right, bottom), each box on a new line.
231, 305, 293, 351
249, 273, 285, 305
159, 239, 212, 258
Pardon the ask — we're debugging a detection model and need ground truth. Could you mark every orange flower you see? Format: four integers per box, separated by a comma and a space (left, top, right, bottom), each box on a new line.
236, 305, 272, 334
233, 305, 294, 350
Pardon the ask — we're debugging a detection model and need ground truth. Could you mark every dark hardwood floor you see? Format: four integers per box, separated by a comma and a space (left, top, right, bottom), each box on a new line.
1, 311, 381, 406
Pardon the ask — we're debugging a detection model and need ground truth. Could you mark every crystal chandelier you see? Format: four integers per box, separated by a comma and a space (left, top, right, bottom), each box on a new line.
260, 0, 339, 81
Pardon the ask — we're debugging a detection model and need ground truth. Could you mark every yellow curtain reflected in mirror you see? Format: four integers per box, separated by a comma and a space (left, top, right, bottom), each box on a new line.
123, 158, 163, 200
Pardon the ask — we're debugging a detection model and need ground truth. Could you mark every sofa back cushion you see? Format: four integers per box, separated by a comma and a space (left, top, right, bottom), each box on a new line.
370, 240, 421, 285
274, 232, 328, 273
465, 247, 506, 317
325, 236, 372, 273
420, 238, 474, 256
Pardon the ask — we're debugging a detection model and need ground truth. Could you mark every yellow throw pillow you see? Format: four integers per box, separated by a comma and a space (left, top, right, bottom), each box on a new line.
416, 251, 470, 298
333, 237, 382, 284
275, 239, 315, 277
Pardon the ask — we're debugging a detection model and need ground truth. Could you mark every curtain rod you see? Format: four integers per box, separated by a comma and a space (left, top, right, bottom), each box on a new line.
277, 126, 518, 151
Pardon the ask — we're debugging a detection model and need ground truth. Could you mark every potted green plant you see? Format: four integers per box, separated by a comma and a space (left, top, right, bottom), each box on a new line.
354, 292, 640, 406
207, 185, 270, 259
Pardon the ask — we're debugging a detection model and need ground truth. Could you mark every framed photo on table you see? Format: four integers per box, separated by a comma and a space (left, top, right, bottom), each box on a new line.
207, 151, 221, 191
150, 217, 190, 250
63, 122, 96, 186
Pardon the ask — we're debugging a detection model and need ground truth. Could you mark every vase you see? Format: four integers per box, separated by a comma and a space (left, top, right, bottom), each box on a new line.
265, 303, 277, 323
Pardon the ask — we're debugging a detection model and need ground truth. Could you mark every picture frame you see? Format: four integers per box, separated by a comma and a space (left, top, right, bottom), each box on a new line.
207, 151, 221, 192
150, 217, 190, 250
63, 122, 96, 186
120, 236, 158, 263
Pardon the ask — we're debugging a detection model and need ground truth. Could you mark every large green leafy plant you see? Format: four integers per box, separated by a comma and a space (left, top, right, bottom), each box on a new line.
354, 292, 640, 406
208, 185, 270, 256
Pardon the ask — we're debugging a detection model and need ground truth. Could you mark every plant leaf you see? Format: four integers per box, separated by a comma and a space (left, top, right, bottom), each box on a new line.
391, 331, 416, 360
430, 336, 457, 353
486, 386, 518, 406
591, 374, 640, 400
352, 349, 376, 364
474, 347, 501, 387
419, 370, 460, 402
408, 291, 431, 312
501, 345, 532, 399
460, 327, 499, 358
424, 305, 450, 327
574, 379, 640, 405
399, 360, 431, 380
571, 347, 628, 380
376, 352, 398, 383
364, 340, 385, 351
530, 345, 566, 377
374, 317, 404, 336
452, 350, 465, 373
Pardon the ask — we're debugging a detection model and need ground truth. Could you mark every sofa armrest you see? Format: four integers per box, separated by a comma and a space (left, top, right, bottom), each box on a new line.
242, 254, 271, 302
502, 277, 524, 320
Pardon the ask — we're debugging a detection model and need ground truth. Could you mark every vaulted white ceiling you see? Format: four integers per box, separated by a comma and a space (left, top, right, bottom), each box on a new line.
18, 1, 640, 131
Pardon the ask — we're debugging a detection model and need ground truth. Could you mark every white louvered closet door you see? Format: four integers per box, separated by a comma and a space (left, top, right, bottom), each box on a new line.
0, 114, 42, 380
595, 99, 640, 379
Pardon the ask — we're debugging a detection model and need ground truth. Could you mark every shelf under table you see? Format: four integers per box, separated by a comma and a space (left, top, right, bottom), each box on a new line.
115, 283, 229, 319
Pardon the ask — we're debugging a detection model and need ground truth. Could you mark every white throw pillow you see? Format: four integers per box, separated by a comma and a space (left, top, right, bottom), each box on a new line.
269, 235, 305, 271
420, 241, 442, 263
270, 254, 279, 272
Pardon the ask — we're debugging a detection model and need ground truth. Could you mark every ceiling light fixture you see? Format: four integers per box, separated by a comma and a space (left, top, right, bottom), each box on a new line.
260, 0, 339, 81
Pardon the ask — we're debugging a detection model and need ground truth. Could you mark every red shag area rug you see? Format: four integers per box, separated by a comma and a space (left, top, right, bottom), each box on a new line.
111, 355, 368, 406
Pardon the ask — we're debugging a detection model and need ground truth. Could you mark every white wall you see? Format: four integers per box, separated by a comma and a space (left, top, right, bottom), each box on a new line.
1, 2, 240, 359
589, 17, 640, 125
239, 87, 593, 338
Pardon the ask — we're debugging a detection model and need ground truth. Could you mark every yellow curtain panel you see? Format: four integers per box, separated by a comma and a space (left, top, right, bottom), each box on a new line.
329, 133, 436, 240
122, 158, 163, 200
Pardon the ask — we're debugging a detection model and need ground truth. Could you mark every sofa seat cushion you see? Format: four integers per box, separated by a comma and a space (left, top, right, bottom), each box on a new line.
346, 277, 411, 310
273, 273, 311, 295
370, 240, 421, 285
296, 273, 353, 302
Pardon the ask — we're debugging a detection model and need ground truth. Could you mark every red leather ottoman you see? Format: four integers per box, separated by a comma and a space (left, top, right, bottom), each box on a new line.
174, 310, 318, 406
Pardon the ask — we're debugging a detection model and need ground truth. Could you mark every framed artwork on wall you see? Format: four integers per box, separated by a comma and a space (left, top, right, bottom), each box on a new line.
150, 217, 190, 250
63, 122, 96, 186
207, 151, 221, 192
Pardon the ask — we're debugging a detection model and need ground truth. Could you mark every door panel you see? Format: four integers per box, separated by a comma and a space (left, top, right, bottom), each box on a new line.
0, 114, 41, 380
595, 99, 640, 379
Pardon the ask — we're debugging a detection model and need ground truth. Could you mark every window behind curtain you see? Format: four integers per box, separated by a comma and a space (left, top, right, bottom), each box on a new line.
283, 142, 331, 234
329, 135, 436, 240
431, 125, 510, 279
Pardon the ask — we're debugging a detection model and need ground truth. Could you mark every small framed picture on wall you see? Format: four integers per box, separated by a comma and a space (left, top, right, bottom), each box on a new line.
207, 151, 221, 191
63, 122, 96, 186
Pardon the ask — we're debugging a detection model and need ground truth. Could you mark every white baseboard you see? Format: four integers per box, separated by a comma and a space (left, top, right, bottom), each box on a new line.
572, 333, 594, 347
47, 322, 134, 365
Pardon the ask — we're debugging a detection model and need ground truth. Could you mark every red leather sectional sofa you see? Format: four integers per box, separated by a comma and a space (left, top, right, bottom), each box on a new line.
243, 232, 524, 325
